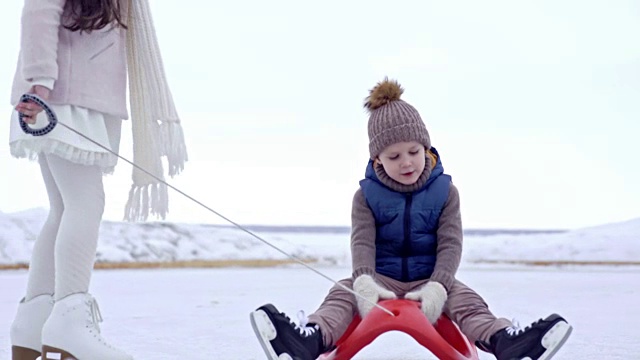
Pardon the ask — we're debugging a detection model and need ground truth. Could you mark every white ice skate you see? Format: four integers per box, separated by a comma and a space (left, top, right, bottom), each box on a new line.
41, 293, 133, 360
10, 294, 54, 360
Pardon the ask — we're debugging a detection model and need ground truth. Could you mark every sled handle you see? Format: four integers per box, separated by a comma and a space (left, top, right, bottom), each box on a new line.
18, 93, 58, 136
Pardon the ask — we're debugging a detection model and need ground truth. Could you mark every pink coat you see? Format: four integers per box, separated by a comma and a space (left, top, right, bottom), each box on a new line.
10, 0, 129, 119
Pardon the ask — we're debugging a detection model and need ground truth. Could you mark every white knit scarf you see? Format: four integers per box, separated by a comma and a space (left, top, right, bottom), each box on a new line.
123, 0, 187, 222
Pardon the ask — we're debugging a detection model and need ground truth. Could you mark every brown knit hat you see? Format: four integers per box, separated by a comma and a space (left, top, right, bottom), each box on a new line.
364, 78, 431, 159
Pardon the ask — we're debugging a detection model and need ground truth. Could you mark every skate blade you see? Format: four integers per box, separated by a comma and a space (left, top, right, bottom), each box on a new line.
250, 309, 293, 360
11, 345, 41, 360
538, 321, 573, 360
42, 345, 77, 360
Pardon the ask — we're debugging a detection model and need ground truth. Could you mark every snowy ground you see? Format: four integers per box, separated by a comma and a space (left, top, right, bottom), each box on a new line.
1, 264, 638, 359
2, 209, 639, 358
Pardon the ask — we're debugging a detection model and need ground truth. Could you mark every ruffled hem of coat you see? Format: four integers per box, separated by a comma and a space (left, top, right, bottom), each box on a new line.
10, 139, 118, 175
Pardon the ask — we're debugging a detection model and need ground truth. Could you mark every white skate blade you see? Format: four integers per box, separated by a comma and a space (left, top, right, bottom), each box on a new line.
537, 320, 572, 360
250, 309, 293, 360
44, 351, 62, 359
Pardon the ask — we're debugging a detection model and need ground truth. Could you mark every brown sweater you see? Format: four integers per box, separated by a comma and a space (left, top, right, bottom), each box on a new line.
350, 159, 463, 292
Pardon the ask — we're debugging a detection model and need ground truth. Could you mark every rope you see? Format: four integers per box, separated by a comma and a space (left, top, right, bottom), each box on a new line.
17, 94, 395, 317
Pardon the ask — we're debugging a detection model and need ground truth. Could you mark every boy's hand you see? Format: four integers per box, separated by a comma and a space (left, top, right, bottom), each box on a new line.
353, 274, 397, 318
15, 85, 51, 124
405, 281, 447, 324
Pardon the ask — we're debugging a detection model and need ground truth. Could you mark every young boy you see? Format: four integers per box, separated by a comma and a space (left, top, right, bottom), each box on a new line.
250, 78, 572, 360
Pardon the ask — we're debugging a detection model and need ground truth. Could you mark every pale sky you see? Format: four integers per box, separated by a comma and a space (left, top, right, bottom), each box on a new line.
1, 0, 639, 230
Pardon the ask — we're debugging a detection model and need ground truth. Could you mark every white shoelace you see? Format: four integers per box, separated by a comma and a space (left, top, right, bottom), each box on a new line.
506, 318, 523, 336
506, 317, 546, 337
88, 297, 104, 333
294, 310, 317, 337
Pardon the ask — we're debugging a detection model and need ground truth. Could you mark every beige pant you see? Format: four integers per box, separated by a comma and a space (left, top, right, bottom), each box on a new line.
307, 274, 512, 348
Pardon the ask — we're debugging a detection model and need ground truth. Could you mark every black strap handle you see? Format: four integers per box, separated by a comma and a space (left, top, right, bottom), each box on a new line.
18, 94, 58, 136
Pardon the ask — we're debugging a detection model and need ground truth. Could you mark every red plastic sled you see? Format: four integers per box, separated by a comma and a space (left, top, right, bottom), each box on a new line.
319, 299, 479, 360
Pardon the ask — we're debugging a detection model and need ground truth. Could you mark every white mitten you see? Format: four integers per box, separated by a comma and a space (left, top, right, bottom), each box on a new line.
353, 274, 397, 318
404, 281, 447, 324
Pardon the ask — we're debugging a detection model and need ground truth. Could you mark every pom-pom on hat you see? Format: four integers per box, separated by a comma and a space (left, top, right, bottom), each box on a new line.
364, 78, 431, 159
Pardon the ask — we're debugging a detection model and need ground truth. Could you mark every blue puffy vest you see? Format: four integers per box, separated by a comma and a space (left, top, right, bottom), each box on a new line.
359, 147, 451, 282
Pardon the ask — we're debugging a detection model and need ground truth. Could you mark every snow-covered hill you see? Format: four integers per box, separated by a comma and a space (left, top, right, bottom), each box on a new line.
1, 208, 638, 267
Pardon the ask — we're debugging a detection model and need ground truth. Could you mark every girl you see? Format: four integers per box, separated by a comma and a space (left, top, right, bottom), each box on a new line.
9, 0, 187, 359
250, 78, 572, 360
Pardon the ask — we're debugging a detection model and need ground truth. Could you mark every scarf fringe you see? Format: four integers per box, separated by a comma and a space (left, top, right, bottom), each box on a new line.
124, 0, 187, 222
124, 183, 169, 222
160, 121, 188, 177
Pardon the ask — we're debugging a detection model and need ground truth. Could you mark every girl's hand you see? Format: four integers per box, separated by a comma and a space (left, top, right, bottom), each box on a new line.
15, 85, 51, 124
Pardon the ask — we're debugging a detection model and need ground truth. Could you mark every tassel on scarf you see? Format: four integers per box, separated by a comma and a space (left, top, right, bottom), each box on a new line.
160, 121, 188, 177
124, 183, 169, 222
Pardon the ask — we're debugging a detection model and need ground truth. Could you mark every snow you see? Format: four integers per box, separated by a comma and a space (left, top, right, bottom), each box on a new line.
1, 266, 638, 359
1, 208, 639, 267
462, 218, 640, 265
0, 208, 639, 359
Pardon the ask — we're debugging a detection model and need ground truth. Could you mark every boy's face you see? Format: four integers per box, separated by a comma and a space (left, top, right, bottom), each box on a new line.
377, 141, 426, 185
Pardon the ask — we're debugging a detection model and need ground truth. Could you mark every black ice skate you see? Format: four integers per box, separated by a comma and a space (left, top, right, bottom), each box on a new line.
477, 313, 572, 360
250, 303, 324, 360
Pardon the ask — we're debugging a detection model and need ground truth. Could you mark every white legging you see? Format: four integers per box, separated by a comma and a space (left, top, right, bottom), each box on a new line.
25, 154, 105, 301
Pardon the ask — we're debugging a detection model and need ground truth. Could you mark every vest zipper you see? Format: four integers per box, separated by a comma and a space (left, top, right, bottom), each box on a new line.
402, 193, 413, 281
